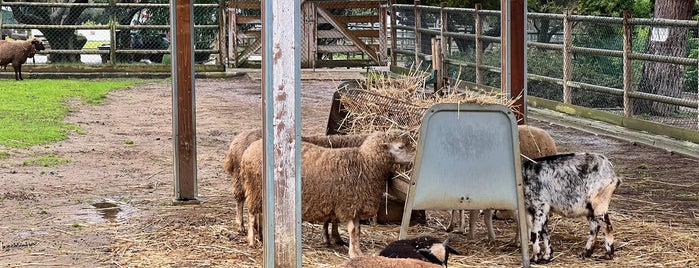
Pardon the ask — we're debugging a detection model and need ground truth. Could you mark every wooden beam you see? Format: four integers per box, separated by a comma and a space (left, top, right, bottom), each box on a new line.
501, 0, 526, 124
316, 8, 380, 63
171, 0, 197, 202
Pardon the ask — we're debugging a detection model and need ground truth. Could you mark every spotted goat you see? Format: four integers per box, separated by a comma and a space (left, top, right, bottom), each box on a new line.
522, 152, 621, 264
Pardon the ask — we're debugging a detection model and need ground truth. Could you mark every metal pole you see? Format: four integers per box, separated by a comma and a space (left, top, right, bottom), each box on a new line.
262, 0, 302, 266
171, 0, 198, 203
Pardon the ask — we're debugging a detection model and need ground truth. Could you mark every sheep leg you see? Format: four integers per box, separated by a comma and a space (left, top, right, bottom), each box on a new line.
602, 213, 615, 260
12, 65, 21, 81
468, 210, 478, 239
235, 200, 245, 234
322, 220, 332, 245
540, 220, 553, 263
483, 209, 496, 240
346, 218, 363, 258
246, 212, 258, 247
445, 210, 459, 232
330, 219, 346, 246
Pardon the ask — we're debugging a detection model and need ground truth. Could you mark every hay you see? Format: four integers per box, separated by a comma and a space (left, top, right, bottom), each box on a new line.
109, 198, 699, 267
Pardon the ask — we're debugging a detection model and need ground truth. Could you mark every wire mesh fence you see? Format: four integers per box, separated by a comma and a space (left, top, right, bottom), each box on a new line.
1, 1, 222, 65
390, 4, 699, 133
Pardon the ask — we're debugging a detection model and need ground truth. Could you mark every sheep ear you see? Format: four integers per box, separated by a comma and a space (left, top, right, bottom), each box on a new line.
417, 249, 443, 266
442, 238, 461, 255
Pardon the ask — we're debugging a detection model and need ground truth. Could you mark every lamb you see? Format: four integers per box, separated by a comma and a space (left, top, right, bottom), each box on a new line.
0, 38, 45, 80
379, 236, 459, 267
341, 236, 455, 268
223, 128, 367, 243
240, 130, 413, 257
522, 152, 620, 263
446, 125, 558, 240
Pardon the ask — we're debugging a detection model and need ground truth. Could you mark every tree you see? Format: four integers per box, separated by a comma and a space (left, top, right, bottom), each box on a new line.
635, 0, 695, 116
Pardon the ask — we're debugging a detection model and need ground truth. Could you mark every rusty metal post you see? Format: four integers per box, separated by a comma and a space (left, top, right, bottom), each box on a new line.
390, 0, 397, 67
171, 0, 198, 203
562, 10, 573, 105
623, 11, 634, 117
432, 37, 443, 91
262, 0, 302, 266
414, 0, 421, 65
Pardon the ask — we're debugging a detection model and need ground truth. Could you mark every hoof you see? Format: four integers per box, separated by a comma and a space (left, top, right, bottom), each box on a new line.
580, 249, 594, 258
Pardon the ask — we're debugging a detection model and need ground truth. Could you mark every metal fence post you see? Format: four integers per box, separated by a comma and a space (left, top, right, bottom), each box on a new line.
475, 3, 483, 85
623, 11, 634, 117
562, 10, 573, 104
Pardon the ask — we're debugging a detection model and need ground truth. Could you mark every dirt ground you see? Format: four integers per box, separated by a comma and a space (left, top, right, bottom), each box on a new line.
1, 73, 697, 267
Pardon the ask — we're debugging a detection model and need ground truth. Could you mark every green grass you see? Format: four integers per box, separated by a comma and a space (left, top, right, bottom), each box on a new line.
0, 79, 142, 148
84, 41, 107, 49
22, 154, 71, 167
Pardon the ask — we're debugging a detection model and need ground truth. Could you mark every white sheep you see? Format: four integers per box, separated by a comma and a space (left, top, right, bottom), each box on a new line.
447, 125, 558, 240
522, 152, 620, 263
0, 38, 45, 80
223, 128, 367, 244
240, 130, 413, 257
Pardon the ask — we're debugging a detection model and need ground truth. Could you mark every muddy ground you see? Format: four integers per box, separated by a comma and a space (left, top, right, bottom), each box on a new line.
1, 73, 697, 267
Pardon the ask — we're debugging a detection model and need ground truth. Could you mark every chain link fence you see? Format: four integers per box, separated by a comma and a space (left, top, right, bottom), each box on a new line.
1, 0, 222, 65
390, 4, 699, 134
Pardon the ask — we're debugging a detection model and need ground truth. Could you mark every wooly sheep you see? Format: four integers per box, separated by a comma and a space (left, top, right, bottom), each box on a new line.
240, 130, 413, 257
447, 125, 558, 240
223, 129, 367, 243
338, 255, 442, 268
379, 236, 459, 267
522, 152, 620, 263
0, 38, 45, 80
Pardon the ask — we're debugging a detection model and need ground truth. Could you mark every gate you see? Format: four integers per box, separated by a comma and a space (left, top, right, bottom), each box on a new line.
228, 0, 388, 68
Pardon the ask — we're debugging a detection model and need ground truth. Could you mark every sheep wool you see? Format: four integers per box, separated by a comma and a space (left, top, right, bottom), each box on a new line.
0, 38, 45, 80
240, 130, 412, 257
338, 256, 442, 268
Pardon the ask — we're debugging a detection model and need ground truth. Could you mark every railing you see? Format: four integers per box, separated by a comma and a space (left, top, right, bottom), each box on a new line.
389, 3, 699, 137
0, 1, 223, 67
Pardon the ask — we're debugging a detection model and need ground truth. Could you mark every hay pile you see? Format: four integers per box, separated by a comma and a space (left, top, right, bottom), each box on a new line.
333, 71, 518, 141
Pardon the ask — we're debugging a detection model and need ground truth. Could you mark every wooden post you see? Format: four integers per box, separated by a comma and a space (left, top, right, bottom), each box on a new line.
414, 0, 421, 65
172, 0, 198, 202
379, 3, 388, 65
562, 10, 573, 105
432, 37, 442, 91
262, 0, 302, 266
623, 11, 634, 117
229, 0, 238, 67
440, 2, 448, 91
218, 0, 227, 67
390, 0, 397, 67
502, 0, 527, 124
475, 3, 483, 85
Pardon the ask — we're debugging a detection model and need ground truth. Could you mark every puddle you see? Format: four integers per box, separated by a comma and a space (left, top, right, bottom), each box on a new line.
92, 201, 122, 221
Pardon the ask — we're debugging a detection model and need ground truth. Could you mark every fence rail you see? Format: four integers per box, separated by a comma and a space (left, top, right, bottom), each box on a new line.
1, 1, 223, 66
389, 3, 699, 135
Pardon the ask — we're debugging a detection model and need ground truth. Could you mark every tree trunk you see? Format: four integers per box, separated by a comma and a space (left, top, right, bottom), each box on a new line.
635, 0, 694, 116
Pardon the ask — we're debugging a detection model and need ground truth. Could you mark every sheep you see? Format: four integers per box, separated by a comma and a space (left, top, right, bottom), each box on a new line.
341, 236, 455, 268
240, 130, 413, 257
338, 255, 442, 268
0, 38, 45, 80
522, 152, 620, 263
379, 236, 459, 267
446, 125, 558, 240
223, 128, 368, 244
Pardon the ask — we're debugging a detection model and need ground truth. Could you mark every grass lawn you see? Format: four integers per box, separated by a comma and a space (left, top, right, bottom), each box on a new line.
0, 79, 145, 148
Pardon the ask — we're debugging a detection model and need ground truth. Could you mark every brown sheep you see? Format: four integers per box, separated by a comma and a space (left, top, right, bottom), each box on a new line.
446, 125, 558, 240
0, 38, 45, 80
338, 256, 442, 268
223, 129, 368, 243
240, 130, 413, 257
